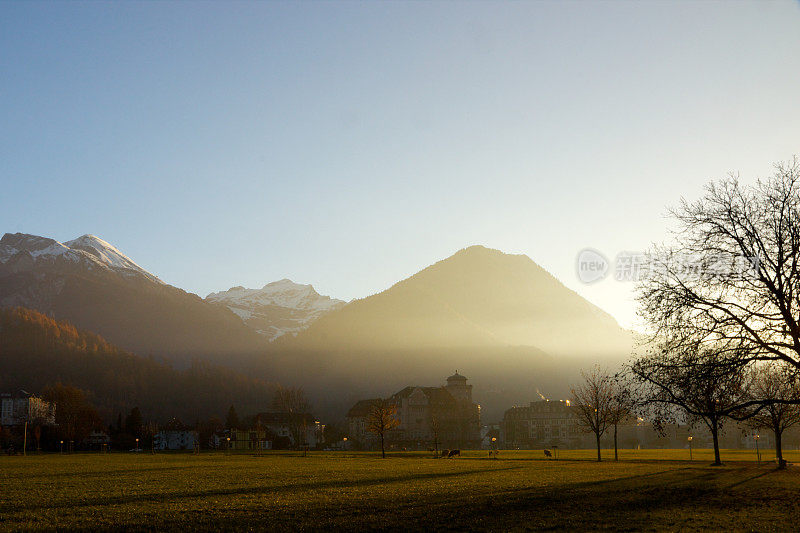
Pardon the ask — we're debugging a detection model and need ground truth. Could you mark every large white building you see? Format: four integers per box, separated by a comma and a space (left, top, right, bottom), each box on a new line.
347, 372, 481, 450
0, 391, 55, 427
502, 400, 585, 448
153, 430, 198, 451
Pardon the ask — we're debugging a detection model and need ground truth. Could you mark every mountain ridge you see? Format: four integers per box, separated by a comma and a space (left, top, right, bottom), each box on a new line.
285, 244, 630, 356
0, 232, 162, 284
0, 232, 266, 364
206, 279, 345, 340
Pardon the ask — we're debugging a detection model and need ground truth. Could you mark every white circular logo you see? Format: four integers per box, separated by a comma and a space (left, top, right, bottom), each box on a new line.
576, 248, 609, 284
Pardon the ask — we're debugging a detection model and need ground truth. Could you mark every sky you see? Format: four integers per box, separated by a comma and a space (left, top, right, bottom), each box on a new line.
2, 1, 800, 330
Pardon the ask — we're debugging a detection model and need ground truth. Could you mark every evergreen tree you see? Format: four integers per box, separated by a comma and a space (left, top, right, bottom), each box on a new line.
125, 407, 143, 437
226, 405, 240, 430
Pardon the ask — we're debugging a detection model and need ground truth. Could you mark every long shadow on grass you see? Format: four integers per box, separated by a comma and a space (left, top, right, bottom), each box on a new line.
724, 467, 776, 489
305, 466, 787, 531
139, 467, 785, 532
0, 466, 523, 513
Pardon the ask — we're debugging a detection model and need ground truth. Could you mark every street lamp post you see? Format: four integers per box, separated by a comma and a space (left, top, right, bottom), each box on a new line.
60, 440, 63, 454
755, 434, 761, 464
226, 437, 231, 455
688, 436, 693, 461
135, 438, 139, 452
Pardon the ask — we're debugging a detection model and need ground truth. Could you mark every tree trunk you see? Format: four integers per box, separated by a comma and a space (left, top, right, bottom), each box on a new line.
775, 427, 785, 469
710, 420, 721, 466
614, 423, 618, 461
380, 432, 386, 459
595, 431, 602, 462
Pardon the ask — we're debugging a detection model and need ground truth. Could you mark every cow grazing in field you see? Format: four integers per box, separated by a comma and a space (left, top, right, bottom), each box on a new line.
544, 449, 552, 458
441, 449, 450, 458
447, 449, 461, 458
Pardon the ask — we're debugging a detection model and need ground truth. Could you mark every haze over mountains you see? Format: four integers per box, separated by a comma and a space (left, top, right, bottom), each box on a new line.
285, 245, 629, 357
271, 245, 633, 419
0, 232, 633, 421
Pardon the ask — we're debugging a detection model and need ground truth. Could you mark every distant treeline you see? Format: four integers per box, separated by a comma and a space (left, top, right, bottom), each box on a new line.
0, 307, 274, 422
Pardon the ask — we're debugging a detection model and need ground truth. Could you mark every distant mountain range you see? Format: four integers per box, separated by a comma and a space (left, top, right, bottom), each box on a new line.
206, 280, 345, 341
0, 232, 266, 365
0, 232, 633, 421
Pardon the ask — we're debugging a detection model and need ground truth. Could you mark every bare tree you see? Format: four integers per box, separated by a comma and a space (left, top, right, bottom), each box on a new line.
429, 413, 441, 457
274, 386, 312, 449
608, 379, 634, 462
639, 158, 800, 372
571, 367, 616, 462
366, 399, 400, 458
742, 364, 800, 468
630, 341, 751, 465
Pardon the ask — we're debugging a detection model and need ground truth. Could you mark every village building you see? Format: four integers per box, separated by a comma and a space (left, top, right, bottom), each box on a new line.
222, 412, 325, 450
254, 411, 325, 448
346, 372, 481, 450
0, 391, 55, 427
151, 419, 198, 451
502, 399, 585, 449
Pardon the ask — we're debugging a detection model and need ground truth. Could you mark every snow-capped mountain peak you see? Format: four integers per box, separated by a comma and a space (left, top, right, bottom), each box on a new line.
206, 279, 345, 341
64, 234, 157, 279
0, 232, 162, 283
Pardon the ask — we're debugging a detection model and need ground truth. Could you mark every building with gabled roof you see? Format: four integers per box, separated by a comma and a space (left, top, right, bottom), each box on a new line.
346, 373, 481, 450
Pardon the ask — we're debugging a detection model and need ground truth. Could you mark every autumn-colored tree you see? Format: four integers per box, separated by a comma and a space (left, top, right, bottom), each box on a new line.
33, 425, 42, 453
366, 399, 400, 458
41, 383, 101, 444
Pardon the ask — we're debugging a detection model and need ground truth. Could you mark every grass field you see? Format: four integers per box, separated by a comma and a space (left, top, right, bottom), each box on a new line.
1, 449, 798, 531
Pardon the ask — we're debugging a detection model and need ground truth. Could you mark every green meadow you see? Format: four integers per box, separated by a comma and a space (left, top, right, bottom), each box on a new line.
1, 450, 798, 531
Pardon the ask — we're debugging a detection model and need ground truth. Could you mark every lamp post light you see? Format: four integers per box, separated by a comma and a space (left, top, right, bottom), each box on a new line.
688, 436, 693, 461
755, 434, 761, 464
135, 438, 139, 452
60, 440, 63, 454
227, 437, 231, 455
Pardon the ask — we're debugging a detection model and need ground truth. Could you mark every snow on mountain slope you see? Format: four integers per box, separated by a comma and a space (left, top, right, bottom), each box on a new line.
206, 279, 345, 341
0, 233, 162, 283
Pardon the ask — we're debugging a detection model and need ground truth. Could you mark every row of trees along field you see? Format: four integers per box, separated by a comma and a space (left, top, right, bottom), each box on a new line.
571, 159, 800, 468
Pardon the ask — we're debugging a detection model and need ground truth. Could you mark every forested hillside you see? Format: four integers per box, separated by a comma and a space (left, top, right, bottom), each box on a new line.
0, 307, 274, 422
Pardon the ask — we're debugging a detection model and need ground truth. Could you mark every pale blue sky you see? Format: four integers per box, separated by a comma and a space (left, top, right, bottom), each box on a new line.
2, 1, 800, 329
